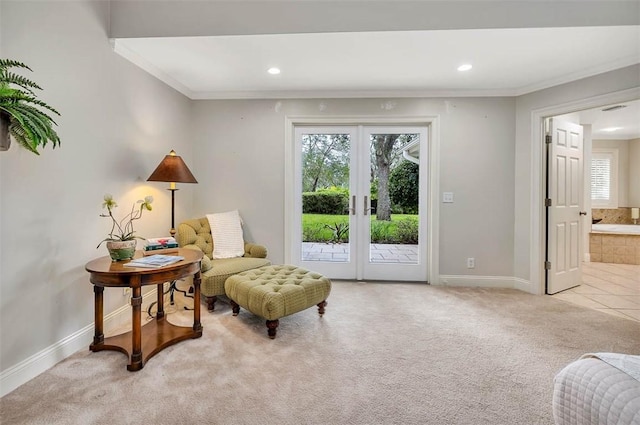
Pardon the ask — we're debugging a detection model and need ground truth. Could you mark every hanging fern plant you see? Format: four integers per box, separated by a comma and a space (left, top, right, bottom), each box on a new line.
0, 59, 61, 155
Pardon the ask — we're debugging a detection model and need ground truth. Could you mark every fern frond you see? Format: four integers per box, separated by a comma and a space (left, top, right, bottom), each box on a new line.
8, 117, 39, 154
4, 104, 60, 152
0, 86, 34, 102
6, 101, 60, 125
0, 71, 41, 93
0, 86, 59, 117
18, 96, 60, 116
11, 110, 48, 149
0, 59, 32, 72
10, 104, 60, 146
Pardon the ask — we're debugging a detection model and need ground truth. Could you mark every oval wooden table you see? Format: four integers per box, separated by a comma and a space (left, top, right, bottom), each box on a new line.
85, 248, 203, 371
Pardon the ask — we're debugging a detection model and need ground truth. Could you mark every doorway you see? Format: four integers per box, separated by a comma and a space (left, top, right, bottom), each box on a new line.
543, 97, 640, 295
290, 125, 429, 281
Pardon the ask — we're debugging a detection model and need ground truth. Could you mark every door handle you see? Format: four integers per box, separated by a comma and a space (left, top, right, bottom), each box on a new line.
350, 195, 356, 215
364, 196, 372, 215
579, 211, 587, 216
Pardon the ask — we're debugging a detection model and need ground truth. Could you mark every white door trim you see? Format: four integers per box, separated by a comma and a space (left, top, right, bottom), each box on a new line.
284, 115, 440, 284
530, 87, 640, 295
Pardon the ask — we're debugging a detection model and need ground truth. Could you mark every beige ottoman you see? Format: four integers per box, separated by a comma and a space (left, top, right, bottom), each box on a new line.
224, 265, 331, 339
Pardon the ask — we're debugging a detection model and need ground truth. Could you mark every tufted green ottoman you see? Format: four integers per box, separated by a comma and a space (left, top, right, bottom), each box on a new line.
224, 265, 331, 339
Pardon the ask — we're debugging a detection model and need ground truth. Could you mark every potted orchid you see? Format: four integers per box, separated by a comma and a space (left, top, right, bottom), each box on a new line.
97, 194, 154, 261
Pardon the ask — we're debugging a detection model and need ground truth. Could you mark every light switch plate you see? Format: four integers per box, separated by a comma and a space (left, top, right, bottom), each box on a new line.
443, 192, 454, 203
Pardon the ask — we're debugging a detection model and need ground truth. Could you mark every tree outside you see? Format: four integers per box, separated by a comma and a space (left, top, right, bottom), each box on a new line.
302, 134, 350, 192
301, 132, 420, 244
370, 134, 419, 220
389, 160, 419, 214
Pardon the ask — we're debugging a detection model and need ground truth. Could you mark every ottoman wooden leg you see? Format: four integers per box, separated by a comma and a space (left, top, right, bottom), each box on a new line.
205, 296, 217, 311
317, 300, 327, 316
230, 300, 240, 316
266, 319, 279, 339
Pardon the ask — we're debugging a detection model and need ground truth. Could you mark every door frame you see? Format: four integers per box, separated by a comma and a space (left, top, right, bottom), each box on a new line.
284, 115, 440, 283
531, 87, 640, 295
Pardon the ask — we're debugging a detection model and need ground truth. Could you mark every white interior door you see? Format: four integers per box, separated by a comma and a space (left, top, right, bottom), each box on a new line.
546, 118, 584, 294
292, 125, 428, 282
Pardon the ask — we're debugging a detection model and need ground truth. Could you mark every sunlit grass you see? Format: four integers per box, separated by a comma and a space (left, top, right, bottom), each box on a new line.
302, 214, 418, 243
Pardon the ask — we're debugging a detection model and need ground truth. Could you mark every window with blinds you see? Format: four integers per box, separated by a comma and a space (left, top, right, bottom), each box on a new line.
591, 149, 618, 208
591, 157, 611, 200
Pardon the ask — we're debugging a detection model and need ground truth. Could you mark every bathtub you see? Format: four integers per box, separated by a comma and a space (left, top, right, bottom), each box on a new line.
591, 223, 640, 235
589, 224, 640, 264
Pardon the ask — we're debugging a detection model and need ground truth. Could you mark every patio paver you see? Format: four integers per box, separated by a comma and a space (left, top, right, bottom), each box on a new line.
302, 242, 418, 264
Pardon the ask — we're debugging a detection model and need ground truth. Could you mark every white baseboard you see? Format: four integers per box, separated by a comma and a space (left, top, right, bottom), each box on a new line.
438, 274, 532, 292
0, 288, 160, 398
512, 277, 534, 293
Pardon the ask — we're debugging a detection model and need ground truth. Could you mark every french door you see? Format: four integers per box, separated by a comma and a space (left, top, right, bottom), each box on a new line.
291, 125, 429, 281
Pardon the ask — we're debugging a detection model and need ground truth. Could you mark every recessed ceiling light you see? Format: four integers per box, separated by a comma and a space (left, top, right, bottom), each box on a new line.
267, 67, 281, 75
601, 127, 623, 132
457, 64, 473, 72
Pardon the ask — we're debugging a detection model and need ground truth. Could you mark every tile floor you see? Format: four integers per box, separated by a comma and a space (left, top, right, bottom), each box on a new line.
551, 262, 640, 322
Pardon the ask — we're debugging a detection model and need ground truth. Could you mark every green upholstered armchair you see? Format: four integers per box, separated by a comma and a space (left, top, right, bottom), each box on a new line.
176, 218, 271, 311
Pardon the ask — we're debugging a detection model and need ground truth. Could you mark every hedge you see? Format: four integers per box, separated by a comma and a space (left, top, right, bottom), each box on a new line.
302, 190, 349, 214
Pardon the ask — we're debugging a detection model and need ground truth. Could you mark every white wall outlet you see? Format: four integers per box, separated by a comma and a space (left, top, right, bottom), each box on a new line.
123, 287, 131, 296
443, 192, 454, 203
466, 257, 475, 268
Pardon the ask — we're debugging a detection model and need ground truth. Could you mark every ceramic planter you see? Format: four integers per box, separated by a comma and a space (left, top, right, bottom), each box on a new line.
106, 239, 137, 261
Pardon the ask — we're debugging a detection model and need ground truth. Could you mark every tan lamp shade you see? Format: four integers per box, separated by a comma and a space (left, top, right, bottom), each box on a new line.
147, 150, 198, 184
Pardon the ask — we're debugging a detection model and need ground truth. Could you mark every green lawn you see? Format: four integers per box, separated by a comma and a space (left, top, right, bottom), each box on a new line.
302, 214, 418, 244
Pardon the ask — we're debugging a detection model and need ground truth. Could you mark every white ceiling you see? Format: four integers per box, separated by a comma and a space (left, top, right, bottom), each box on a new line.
114, 25, 640, 100
559, 99, 640, 140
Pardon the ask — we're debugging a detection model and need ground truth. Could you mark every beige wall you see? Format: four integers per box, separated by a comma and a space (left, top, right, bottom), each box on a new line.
0, 1, 193, 378
190, 98, 516, 277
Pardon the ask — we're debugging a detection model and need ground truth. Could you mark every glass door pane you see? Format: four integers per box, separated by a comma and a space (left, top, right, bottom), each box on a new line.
299, 130, 355, 278
360, 126, 427, 281
368, 133, 420, 265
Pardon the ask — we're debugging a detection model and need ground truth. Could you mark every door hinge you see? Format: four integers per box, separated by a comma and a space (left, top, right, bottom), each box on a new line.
545, 134, 552, 144
544, 261, 551, 270
545, 198, 552, 207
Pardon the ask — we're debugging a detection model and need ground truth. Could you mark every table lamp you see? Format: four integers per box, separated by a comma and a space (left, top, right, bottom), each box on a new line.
147, 150, 198, 237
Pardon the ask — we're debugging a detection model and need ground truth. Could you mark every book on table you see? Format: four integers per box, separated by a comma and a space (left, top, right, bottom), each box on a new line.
124, 254, 185, 268
144, 237, 179, 251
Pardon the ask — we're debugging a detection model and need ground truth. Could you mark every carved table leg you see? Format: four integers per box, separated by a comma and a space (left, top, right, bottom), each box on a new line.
193, 270, 202, 335
266, 319, 279, 339
317, 300, 327, 316
230, 300, 240, 316
90, 286, 104, 349
155, 282, 165, 319
128, 283, 143, 371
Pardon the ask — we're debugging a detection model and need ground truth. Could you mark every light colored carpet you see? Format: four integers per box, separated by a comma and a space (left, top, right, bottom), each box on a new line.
1, 282, 639, 425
